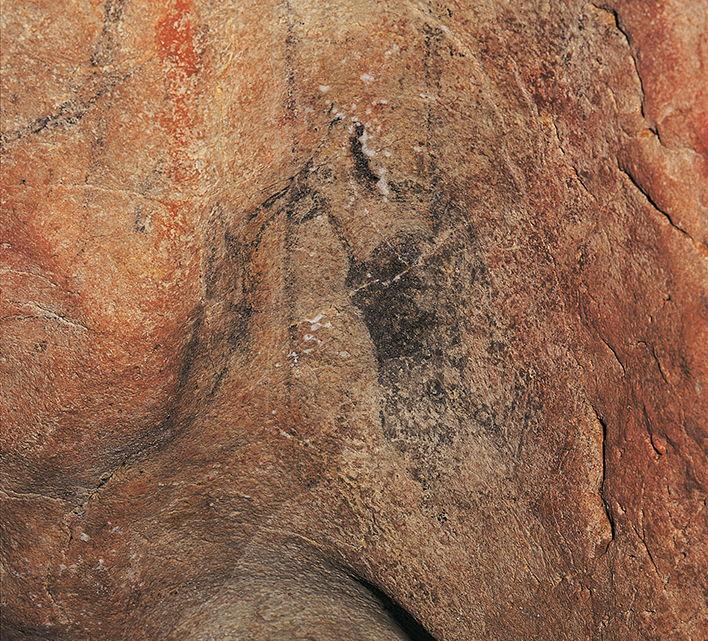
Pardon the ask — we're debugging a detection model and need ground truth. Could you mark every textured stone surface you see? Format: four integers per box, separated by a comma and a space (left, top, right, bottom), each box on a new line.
1, 1, 705, 639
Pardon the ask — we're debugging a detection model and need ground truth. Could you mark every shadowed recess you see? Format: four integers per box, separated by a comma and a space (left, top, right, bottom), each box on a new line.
353, 576, 437, 641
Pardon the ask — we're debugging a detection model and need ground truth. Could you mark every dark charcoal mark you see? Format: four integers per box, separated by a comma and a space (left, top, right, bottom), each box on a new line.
426, 378, 446, 403
287, 174, 330, 225
237, 160, 327, 408
104, 0, 127, 24
91, 0, 128, 66
172, 305, 206, 407
297, 189, 329, 223
203, 215, 256, 368
260, 183, 292, 211
133, 205, 150, 233
347, 227, 477, 369
111, 205, 258, 457
245, 159, 317, 241
347, 229, 484, 474
348, 236, 435, 363
350, 122, 380, 185
0, 75, 125, 149
279, 166, 333, 408
429, 197, 473, 238
226, 298, 253, 348
472, 403, 498, 435
325, 209, 356, 263
354, 576, 437, 641
207, 364, 230, 400
3, 4, 128, 149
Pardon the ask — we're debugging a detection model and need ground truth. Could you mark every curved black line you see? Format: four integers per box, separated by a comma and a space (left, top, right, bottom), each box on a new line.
350, 122, 380, 185
353, 576, 437, 641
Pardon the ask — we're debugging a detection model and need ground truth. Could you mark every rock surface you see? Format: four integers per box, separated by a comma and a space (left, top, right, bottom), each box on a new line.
1, 1, 705, 639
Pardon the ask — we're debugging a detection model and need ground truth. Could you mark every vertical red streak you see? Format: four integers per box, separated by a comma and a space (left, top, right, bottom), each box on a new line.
155, 0, 200, 184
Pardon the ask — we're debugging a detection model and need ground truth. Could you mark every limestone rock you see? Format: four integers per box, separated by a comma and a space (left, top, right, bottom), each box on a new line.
1, 1, 705, 639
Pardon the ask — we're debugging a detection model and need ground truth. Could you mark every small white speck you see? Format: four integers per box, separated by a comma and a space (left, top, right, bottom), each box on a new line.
318, 84, 330, 93
357, 125, 377, 158
305, 313, 330, 331
413, 145, 425, 152
79, 533, 90, 542
360, 72, 375, 83
385, 43, 400, 57
338, 351, 351, 358
376, 168, 391, 197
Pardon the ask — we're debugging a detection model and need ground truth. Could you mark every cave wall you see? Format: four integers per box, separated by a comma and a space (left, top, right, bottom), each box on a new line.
1, 1, 705, 639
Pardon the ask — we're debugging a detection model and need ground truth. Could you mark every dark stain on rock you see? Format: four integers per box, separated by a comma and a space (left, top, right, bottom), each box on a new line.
259, 183, 292, 212
350, 122, 380, 186
133, 205, 152, 233
91, 0, 128, 67
0, 74, 126, 149
207, 227, 254, 352
174, 304, 206, 397
287, 182, 330, 225
348, 228, 484, 474
348, 236, 436, 363
472, 403, 498, 434
224, 232, 255, 348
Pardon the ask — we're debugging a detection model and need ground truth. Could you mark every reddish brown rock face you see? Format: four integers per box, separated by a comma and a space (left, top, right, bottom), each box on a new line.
1, 1, 705, 640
